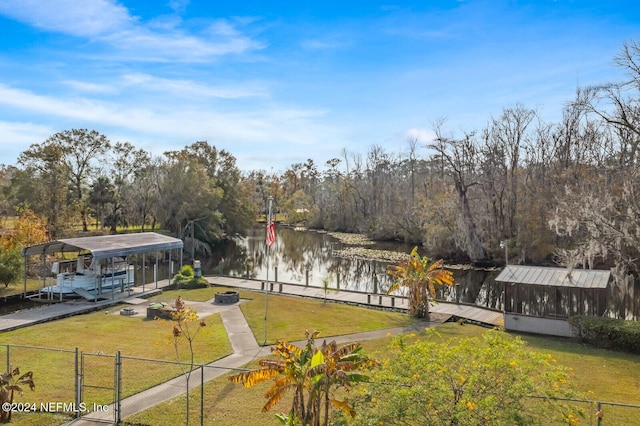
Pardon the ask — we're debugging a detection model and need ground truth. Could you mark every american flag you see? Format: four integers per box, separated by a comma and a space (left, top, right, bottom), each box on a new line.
266, 220, 276, 247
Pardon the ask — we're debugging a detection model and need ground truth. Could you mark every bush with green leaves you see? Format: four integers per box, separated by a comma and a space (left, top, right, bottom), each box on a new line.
171, 265, 208, 289
347, 330, 584, 426
0, 246, 23, 288
569, 315, 640, 354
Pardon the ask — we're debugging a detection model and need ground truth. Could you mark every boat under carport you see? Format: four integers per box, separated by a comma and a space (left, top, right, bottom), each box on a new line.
22, 232, 184, 301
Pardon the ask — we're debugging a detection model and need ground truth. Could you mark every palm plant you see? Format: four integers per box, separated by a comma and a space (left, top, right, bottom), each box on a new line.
387, 246, 454, 319
305, 339, 377, 425
229, 330, 317, 424
229, 330, 375, 425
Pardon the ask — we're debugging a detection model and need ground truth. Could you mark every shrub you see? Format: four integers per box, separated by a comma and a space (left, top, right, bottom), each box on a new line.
348, 330, 583, 425
171, 265, 208, 289
180, 265, 194, 277
568, 315, 640, 354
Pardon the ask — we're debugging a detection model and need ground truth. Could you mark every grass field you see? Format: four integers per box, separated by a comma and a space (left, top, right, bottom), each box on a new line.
0, 278, 44, 298
151, 286, 416, 344
3, 287, 640, 425
124, 321, 640, 426
2, 287, 417, 425
2, 299, 232, 426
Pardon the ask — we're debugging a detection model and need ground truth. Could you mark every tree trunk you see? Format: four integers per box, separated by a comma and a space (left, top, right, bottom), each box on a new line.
456, 181, 486, 261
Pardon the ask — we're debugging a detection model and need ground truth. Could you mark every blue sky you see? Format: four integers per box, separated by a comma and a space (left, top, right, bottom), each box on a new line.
0, 0, 638, 171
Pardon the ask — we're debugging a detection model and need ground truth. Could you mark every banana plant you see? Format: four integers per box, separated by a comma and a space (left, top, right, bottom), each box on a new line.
0, 367, 35, 423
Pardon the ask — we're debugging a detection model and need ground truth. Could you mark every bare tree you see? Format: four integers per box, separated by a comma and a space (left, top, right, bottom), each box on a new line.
429, 124, 486, 261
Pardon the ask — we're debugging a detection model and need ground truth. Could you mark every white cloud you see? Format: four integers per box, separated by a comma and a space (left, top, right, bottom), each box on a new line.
0, 121, 54, 165
0, 0, 133, 37
0, 0, 264, 62
301, 39, 344, 50
63, 80, 119, 94
404, 127, 436, 144
0, 84, 332, 154
120, 73, 270, 99
167, 0, 190, 14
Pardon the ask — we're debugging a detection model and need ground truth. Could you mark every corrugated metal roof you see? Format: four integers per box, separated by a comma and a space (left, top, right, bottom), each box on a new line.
23, 232, 183, 260
495, 265, 610, 289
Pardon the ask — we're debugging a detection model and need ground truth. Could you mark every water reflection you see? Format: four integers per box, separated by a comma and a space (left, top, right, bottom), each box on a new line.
200, 227, 504, 311
202, 227, 396, 293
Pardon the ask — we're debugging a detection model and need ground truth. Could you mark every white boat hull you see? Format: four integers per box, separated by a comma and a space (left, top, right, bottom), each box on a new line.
41, 266, 135, 300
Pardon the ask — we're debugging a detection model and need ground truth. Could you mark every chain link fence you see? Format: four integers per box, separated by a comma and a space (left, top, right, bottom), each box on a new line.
2, 343, 640, 425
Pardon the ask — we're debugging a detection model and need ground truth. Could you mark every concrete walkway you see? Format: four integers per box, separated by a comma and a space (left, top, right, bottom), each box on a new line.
0, 282, 170, 332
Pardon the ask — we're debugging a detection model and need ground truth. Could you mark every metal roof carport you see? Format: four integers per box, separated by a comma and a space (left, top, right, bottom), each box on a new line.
22, 232, 184, 298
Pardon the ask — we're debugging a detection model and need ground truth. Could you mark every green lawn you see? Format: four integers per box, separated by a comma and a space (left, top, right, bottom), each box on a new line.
5, 287, 640, 425
2, 301, 232, 426
0, 278, 46, 298
125, 322, 640, 426
2, 287, 415, 425
154, 285, 417, 344
235, 287, 416, 344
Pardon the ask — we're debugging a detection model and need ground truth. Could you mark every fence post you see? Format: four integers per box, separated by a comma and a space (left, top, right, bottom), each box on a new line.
596, 401, 603, 426
80, 351, 84, 412
75, 347, 81, 419
116, 350, 122, 424
275, 266, 278, 283
5, 344, 9, 374
201, 364, 204, 426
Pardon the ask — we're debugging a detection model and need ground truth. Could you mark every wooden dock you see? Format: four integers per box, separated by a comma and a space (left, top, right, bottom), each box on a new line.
430, 302, 503, 327
207, 276, 503, 327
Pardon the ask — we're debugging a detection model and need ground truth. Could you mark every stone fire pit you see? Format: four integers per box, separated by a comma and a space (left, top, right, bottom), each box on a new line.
214, 291, 239, 304
146, 302, 174, 319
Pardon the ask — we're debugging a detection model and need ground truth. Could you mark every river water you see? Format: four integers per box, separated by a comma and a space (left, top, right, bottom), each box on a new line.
201, 226, 505, 311
1, 227, 504, 314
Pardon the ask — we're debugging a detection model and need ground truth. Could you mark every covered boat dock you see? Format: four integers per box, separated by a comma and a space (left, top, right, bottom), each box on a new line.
22, 232, 184, 300
496, 265, 611, 337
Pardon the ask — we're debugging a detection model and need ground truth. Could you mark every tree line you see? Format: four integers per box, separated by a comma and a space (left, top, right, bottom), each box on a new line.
0, 138, 256, 259
244, 40, 640, 306
1, 40, 640, 295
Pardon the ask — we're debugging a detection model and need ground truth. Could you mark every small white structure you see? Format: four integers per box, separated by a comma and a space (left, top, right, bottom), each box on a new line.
495, 265, 611, 337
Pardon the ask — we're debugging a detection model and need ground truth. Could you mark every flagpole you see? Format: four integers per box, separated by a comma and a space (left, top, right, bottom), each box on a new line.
263, 196, 273, 345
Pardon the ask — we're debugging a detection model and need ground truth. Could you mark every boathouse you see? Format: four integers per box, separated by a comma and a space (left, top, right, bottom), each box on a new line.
495, 265, 611, 337
22, 232, 184, 300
